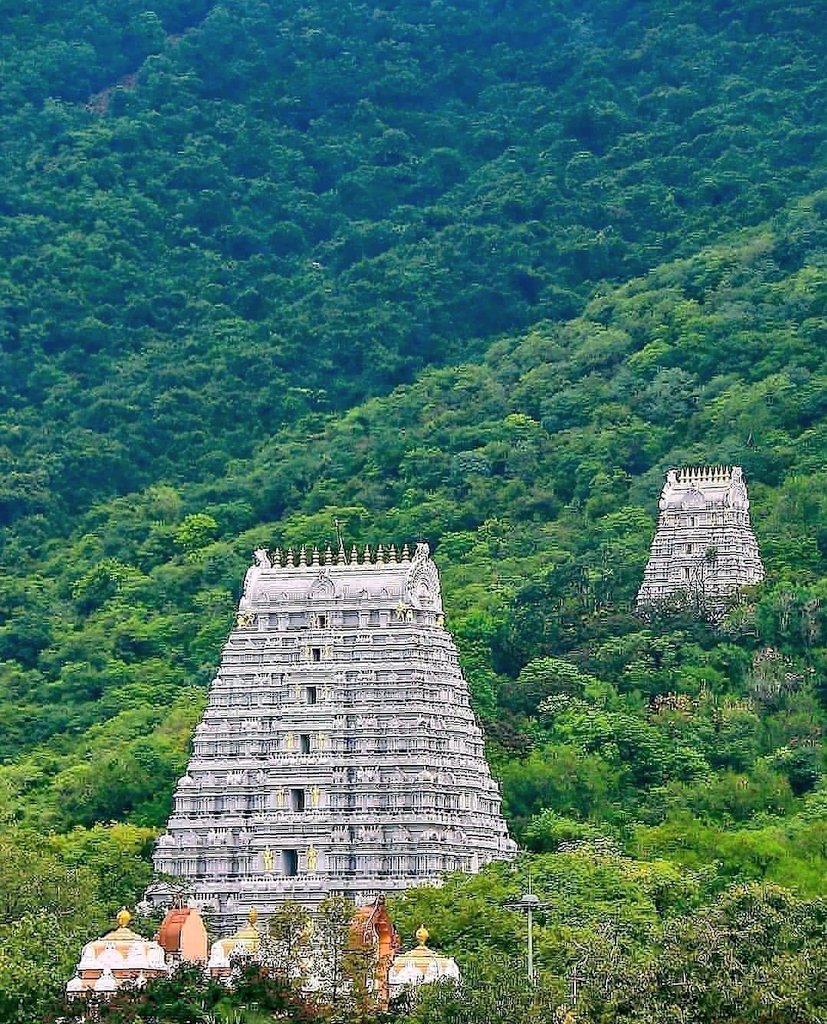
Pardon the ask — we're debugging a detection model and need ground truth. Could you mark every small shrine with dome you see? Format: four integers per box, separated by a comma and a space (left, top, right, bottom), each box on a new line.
388, 925, 460, 997
65, 900, 458, 1009
65, 909, 170, 1000
66, 904, 208, 1003
207, 907, 265, 977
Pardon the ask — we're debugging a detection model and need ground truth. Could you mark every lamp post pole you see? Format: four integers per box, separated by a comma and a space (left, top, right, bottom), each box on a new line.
505, 871, 548, 986
519, 885, 540, 984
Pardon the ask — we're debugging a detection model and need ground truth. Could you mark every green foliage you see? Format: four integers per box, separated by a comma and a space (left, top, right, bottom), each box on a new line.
174, 512, 219, 555
522, 811, 616, 854
57, 962, 295, 1023
501, 657, 600, 716
396, 959, 557, 1024
0, 824, 154, 1024
1, 0, 827, 532
0, 0, 827, 1019
262, 900, 312, 988
573, 883, 827, 1024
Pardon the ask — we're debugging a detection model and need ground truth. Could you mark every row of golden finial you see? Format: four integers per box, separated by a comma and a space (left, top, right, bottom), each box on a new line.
674, 465, 736, 482
260, 543, 417, 569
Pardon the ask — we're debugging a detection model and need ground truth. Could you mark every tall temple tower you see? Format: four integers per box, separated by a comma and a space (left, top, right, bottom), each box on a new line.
152, 543, 515, 925
637, 466, 764, 611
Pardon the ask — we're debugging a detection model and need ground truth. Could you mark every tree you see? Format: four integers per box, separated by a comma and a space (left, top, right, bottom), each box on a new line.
0, 829, 106, 1024
576, 883, 827, 1024
260, 900, 313, 987
174, 513, 220, 555
309, 895, 368, 1013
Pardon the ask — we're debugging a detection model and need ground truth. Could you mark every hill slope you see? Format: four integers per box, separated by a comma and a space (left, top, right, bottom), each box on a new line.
4, 190, 826, 796
2, 189, 827, 1019
1, 0, 826, 529
0, 0, 827, 1019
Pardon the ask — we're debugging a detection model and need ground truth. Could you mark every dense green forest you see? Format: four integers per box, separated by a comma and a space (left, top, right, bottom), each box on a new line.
0, 0, 826, 1020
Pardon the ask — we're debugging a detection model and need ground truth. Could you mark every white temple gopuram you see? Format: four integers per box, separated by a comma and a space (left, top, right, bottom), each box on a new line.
151, 543, 515, 924
637, 466, 764, 611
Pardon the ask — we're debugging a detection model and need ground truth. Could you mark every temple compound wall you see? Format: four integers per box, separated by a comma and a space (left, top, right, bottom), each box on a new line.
152, 543, 515, 925
637, 466, 764, 611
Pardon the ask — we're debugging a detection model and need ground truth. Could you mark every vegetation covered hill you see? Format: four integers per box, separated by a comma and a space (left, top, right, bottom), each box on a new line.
2, 0, 826, 527
0, 0, 826, 1020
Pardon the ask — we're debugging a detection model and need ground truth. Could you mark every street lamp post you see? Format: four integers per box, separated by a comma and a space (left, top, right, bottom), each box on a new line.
505, 872, 549, 985
519, 890, 540, 983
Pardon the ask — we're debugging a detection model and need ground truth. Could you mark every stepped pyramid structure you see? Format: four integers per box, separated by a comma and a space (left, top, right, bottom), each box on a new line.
637, 466, 764, 611
152, 543, 515, 925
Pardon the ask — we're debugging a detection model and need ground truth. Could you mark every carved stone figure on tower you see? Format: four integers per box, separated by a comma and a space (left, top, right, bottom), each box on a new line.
239, 548, 272, 611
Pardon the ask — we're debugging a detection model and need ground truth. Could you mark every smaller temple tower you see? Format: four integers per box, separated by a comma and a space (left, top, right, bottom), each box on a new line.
637, 466, 764, 612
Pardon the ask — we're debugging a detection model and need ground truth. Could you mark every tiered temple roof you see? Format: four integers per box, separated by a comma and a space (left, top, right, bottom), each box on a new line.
637, 466, 764, 611
151, 542, 515, 926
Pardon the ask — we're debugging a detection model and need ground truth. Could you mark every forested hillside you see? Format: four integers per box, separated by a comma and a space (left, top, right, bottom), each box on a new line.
0, 0, 826, 1020
2, 0, 825, 526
